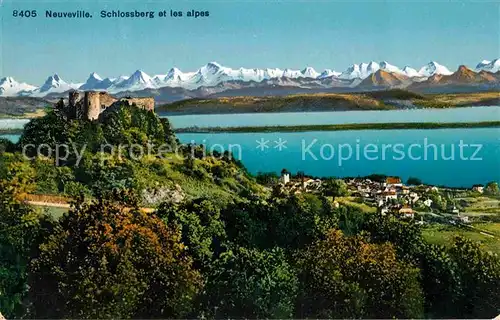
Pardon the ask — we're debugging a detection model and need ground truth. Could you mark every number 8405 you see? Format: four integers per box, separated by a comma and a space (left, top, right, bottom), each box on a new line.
12, 10, 37, 17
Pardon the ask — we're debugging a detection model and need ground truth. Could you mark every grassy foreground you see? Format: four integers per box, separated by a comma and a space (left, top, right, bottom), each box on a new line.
175, 121, 500, 133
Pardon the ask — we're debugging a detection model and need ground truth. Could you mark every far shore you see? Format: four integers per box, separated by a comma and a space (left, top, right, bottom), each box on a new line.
174, 121, 500, 133
0, 129, 24, 135
2, 121, 500, 136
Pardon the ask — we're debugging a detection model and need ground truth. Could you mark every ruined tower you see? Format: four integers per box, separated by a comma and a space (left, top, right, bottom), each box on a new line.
83, 91, 101, 121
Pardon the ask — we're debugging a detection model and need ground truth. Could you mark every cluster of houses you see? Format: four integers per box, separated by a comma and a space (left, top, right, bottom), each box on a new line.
278, 169, 475, 223
345, 176, 470, 223
279, 169, 323, 194
346, 176, 429, 219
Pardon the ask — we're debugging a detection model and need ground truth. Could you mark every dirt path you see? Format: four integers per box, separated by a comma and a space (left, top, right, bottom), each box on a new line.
26, 198, 155, 214
26, 200, 70, 208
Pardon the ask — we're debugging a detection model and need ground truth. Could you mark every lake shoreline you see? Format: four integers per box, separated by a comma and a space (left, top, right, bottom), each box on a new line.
160, 104, 500, 116
0, 129, 24, 135
2, 121, 500, 136
174, 121, 500, 133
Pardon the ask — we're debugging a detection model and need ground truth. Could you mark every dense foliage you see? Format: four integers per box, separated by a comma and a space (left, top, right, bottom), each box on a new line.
0, 162, 53, 317
202, 246, 298, 319
0, 105, 499, 318
28, 197, 202, 319
295, 229, 424, 318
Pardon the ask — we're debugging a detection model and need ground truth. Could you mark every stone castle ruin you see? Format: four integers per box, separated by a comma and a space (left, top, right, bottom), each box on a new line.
65, 91, 155, 121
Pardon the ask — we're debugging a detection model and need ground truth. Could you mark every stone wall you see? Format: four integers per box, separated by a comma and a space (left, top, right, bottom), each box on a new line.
99, 92, 118, 109
120, 97, 155, 112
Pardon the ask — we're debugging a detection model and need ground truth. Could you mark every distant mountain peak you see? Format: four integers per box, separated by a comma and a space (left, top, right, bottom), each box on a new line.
319, 69, 341, 78
89, 72, 102, 81
401, 66, 420, 77
0, 76, 16, 84
80, 72, 111, 91
418, 61, 452, 77
379, 61, 404, 75
43, 74, 66, 87
205, 61, 223, 71
457, 65, 472, 72
132, 69, 147, 76
166, 67, 183, 79
0, 76, 37, 96
358, 69, 409, 88
301, 67, 319, 78
476, 58, 500, 73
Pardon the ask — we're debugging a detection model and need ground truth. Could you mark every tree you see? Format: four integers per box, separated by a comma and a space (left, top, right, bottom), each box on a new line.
0, 138, 17, 154
295, 229, 424, 319
407, 177, 423, 185
484, 181, 500, 196
255, 172, 279, 185
157, 198, 227, 270
336, 205, 366, 236
221, 194, 338, 250
202, 246, 298, 319
18, 109, 70, 161
363, 214, 425, 262
28, 199, 202, 319
419, 243, 463, 317
449, 236, 500, 318
0, 163, 52, 318
429, 191, 447, 212
99, 103, 168, 147
321, 178, 348, 197
74, 152, 136, 197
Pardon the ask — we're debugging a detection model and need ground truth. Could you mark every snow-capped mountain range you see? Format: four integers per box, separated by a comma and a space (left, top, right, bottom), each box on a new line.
1, 59, 498, 97
0, 77, 37, 96
476, 59, 500, 73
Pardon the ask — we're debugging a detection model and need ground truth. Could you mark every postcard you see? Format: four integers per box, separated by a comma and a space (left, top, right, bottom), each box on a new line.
0, 0, 499, 319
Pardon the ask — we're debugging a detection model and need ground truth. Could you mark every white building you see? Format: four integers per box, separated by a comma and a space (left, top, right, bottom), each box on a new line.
472, 185, 484, 193
280, 172, 290, 184
424, 199, 433, 207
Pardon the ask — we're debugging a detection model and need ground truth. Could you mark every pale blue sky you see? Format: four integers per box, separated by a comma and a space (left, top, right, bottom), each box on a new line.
1, 0, 499, 84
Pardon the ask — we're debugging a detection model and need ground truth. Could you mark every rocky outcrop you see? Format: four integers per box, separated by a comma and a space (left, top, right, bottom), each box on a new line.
141, 184, 185, 206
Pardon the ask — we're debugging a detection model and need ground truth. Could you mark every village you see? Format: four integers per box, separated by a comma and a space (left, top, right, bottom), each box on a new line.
276, 169, 489, 224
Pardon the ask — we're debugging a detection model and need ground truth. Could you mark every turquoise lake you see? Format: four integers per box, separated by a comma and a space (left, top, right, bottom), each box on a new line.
3, 106, 499, 130
178, 128, 500, 188
161, 106, 500, 128
2, 107, 500, 187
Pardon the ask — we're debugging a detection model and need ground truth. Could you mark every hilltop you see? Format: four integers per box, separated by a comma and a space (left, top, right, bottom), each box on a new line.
158, 93, 394, 114
158, 90, 500, 115
2, 100, 263, 205
358, 69, 411, 88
